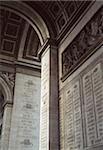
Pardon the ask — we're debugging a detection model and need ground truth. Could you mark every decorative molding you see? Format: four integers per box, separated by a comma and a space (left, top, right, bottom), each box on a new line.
0, 93, 4, 114
23, 26, 41, 61
0, 75, 13, 103
0, 7, 25, 58
38, 38, 57, 58
25, 1, 91, 40
62, 7, 103, 81
0, 71, 15, 89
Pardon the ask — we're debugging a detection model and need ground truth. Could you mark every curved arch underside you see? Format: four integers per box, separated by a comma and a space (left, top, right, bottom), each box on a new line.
0, 1, 50, 63
0, 1, 92, 64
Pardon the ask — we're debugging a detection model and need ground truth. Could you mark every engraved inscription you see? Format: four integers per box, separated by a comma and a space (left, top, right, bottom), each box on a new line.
40, 50, 50, 150
83, 63, 103, 147
12, 73, 40, 150
83, 72, 97, 146
64, 81, 83, 150
60, 52, 103, 150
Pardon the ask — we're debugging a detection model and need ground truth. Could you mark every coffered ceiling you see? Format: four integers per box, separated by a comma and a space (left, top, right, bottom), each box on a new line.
0, 0, 93, 64
25, 1, 92, 41
0, 8, 25, 58
0, 5, 41, 63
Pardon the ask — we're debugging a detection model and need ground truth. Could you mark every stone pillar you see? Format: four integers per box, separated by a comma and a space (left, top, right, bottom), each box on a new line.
1, 103, 12, 150
8, 71, 41, 150
39, 39, 59, 150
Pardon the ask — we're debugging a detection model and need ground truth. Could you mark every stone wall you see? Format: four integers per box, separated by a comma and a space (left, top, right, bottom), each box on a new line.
8, 72, 41, 150
58, 2, 103, 150
59, 46, 103, 150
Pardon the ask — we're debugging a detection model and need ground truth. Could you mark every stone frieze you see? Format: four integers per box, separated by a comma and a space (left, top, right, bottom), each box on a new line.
62, 7, 103, 80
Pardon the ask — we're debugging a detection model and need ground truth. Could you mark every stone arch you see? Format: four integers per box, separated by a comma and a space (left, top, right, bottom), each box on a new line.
1, 1, 50, 45
0, 76, 12, 149
0, 76, 12, 104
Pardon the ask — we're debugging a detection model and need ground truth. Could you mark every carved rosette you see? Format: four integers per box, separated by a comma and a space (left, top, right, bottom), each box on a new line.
62, 7, 103, 79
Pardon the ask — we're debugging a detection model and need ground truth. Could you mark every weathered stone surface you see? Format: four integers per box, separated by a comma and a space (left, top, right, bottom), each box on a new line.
8, 73, 41, 150
40, 45, 59, 150
59, 46, 103, 150
62, 7, 103, 78
40, 49, 50, 150
1, 104, 12, 150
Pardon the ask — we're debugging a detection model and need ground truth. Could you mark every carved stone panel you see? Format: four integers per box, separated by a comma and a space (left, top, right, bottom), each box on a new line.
23, 26, 41, 60
0, 8, 25, 58
8, 73, 41, 150
0, 71, 15, 90
59, 48, 103, 150
64, 81, 83, 150
62, 7, 103, 80
83, 63, 103, 147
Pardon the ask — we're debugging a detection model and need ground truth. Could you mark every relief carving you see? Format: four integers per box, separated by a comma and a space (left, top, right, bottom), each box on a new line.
62, 7, 103, 78
0, 72, 15, 89
60, 60, 103, 150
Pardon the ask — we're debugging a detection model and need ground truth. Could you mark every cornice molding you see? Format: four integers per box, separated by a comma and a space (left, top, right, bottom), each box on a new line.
38, 38, 57, 58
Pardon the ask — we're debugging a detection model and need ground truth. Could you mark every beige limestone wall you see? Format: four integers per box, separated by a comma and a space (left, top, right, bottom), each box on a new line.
8, 72, 41, 150
1, 104, 12, 150
40, 47, 50, 150
40, 45, 59, 150
58, 2, 103, 150
0, 71, 13, 150
59, 45, 103, 150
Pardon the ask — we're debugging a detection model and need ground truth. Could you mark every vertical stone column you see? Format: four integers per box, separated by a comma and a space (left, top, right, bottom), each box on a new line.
1, 103, 12, 150
8, 72, 41, 150
39, 39, 59, 150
